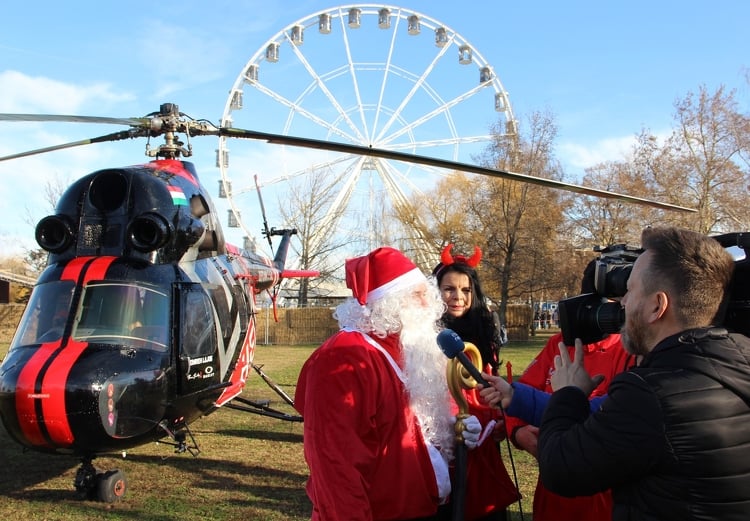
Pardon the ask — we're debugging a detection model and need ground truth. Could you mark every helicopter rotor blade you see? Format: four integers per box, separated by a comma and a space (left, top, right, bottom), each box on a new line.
0, 107, 695, 213
220, 127, 696, 213
0, 130, 144, 162
0, 113, 151, 126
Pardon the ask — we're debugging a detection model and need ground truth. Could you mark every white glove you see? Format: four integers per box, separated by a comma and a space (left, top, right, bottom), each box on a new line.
461, 415, 482, 450
477, 419, 497, 447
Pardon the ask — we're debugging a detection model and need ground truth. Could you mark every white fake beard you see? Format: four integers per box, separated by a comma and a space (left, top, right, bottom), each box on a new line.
400, 300, 455, 462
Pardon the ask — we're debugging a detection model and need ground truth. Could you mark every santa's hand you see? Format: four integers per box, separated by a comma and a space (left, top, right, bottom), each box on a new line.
461, 415, 482, 449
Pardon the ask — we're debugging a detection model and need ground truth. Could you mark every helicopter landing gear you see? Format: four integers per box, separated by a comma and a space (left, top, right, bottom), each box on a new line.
74, 458, 127, 502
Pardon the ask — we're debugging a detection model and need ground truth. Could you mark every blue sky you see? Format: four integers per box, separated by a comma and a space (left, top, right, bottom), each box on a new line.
1, 1, 748, 260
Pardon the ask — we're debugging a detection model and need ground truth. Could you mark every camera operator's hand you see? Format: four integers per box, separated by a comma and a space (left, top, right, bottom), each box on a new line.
513, 425, 540, 459
478, 373, 513, 410
551, 338, 605, 395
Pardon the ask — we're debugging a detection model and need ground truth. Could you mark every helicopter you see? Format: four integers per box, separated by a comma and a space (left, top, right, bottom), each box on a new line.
0, 102, 694, 502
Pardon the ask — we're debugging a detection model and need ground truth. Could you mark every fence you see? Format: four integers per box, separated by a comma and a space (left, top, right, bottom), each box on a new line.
0, 303, 534, 347
255, 307, 340, 345
256, 304, 534, 345
0, 304, 24, 344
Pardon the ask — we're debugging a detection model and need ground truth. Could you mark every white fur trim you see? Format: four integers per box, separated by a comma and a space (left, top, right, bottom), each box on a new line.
366, 267, 424, 303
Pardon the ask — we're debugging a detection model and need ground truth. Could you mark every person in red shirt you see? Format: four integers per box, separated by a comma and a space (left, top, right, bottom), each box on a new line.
433, 244, 520, 521
504, 261, 636, 521
295, 247, 482, 521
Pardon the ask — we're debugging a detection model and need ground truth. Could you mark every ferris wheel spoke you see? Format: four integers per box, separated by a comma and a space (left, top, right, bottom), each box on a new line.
309, 158, 366, 252
385, 135, 494, 150
371, 14, 402, 140
260, 153, 357, 189
379, 158, 422, 193
379, 82, 491, 147
373, 36, 455, 143
338, 15, 370, 143
250, 81, 359, 144
376, 161, 434, 267
286, 30, 367, 143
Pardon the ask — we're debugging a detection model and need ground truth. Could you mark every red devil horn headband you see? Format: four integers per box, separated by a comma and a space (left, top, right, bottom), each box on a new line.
440, 244, 482, 268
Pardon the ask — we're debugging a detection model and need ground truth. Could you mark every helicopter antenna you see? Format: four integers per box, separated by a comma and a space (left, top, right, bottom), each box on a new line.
254, 174, 274, 252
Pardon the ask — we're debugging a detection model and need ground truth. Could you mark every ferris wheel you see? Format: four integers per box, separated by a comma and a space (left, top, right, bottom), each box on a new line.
218, 4, 516, 265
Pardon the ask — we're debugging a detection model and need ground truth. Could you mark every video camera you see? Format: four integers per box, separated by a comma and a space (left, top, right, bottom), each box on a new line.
558, 232, 750, 346
557, 244, 641, 346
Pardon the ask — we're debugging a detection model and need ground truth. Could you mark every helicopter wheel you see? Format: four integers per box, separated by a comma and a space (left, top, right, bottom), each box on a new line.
74, 459, 127, 502
96, 469, 127, 503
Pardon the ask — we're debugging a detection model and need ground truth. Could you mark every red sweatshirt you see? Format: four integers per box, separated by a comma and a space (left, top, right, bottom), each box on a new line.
505, 332, 634, 521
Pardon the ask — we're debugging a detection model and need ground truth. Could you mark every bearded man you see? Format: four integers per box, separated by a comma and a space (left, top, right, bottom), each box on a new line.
536, 227, 750, 520
294, 247, 480, 521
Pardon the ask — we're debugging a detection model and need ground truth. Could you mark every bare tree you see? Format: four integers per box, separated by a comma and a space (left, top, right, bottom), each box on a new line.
392, 172, 484, 272
565, 160, 646, 247
277, 168, 354, 306
23, 176, 71, 275
632, 85, 750, 234
469, 109, 567, 323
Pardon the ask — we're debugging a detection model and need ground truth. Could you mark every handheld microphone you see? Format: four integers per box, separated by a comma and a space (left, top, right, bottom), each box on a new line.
436, 329, 490, 387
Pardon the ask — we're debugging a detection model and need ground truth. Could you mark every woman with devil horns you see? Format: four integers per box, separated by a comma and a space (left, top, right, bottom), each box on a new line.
433, 245, 520, 521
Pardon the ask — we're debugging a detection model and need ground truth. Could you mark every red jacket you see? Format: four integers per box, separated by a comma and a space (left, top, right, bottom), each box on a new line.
295, 331, 442, 521
505, 332, 634, 521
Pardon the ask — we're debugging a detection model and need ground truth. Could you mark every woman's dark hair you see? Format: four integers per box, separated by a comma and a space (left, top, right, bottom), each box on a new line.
433, 262, 503, 372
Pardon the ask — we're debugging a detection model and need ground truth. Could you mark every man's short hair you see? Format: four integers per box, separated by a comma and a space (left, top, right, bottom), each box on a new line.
641, 227, 734, 327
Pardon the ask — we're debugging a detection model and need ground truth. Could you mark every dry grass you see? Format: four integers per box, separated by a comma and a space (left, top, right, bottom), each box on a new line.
0, 334, 553, 520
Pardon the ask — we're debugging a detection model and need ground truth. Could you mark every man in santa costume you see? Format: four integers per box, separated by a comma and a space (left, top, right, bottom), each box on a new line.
295, 246, 481, 521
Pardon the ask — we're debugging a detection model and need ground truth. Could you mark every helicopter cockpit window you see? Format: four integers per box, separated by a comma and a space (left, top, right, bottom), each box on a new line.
10, 281, 76, 348
72, 282, 169, 351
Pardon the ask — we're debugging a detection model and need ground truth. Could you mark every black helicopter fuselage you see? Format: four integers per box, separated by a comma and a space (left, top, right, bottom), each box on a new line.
0, 159, 289, 456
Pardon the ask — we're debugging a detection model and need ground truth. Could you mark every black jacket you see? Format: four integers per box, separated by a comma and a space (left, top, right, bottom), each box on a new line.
538, 328, 750, 521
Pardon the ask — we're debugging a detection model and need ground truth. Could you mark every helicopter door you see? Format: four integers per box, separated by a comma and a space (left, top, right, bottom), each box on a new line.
176, 284, 219, 395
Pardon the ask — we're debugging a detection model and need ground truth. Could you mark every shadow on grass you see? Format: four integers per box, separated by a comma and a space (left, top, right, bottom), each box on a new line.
0, 412, 312, 519
215, 427, 303, 443
1, 442, 311, 520
0, 427, 78, 494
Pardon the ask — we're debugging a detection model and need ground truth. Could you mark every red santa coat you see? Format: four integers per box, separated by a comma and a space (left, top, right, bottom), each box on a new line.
295, 330, 442, 521
505, 332, 634, 521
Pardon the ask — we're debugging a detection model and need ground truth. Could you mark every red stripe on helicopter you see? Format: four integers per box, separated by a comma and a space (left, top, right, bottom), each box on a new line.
61, 256, 94, 280
44, 256, 117, 446
40, 339, 90, 445
15, 341, 63, 447
15, 256, 117, 448
143, 159, 199, 186
281, 269, 321, 278
216, 317, 256, 406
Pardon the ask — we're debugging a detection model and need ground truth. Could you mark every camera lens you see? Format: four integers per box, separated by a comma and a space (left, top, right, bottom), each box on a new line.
559, 295, 624, 346
593, 301, 625, 334
604, 265, 632, 297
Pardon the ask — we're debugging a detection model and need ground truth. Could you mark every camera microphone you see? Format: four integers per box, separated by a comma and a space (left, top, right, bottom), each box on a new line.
436, 329, 490, 388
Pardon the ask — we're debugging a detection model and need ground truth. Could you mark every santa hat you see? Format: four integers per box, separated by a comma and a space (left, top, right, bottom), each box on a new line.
345, 247, 426, 305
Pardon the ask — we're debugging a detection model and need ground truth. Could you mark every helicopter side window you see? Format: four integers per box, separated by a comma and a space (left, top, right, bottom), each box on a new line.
180, 288, 217, 358
10, 281, 75, 348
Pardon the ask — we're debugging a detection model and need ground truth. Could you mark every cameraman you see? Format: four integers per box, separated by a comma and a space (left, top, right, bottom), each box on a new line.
503, 259, 635, 521
537, 226, 750, 520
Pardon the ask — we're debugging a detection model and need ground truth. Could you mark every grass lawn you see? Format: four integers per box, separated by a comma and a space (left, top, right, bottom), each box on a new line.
0, 332, 554, 520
